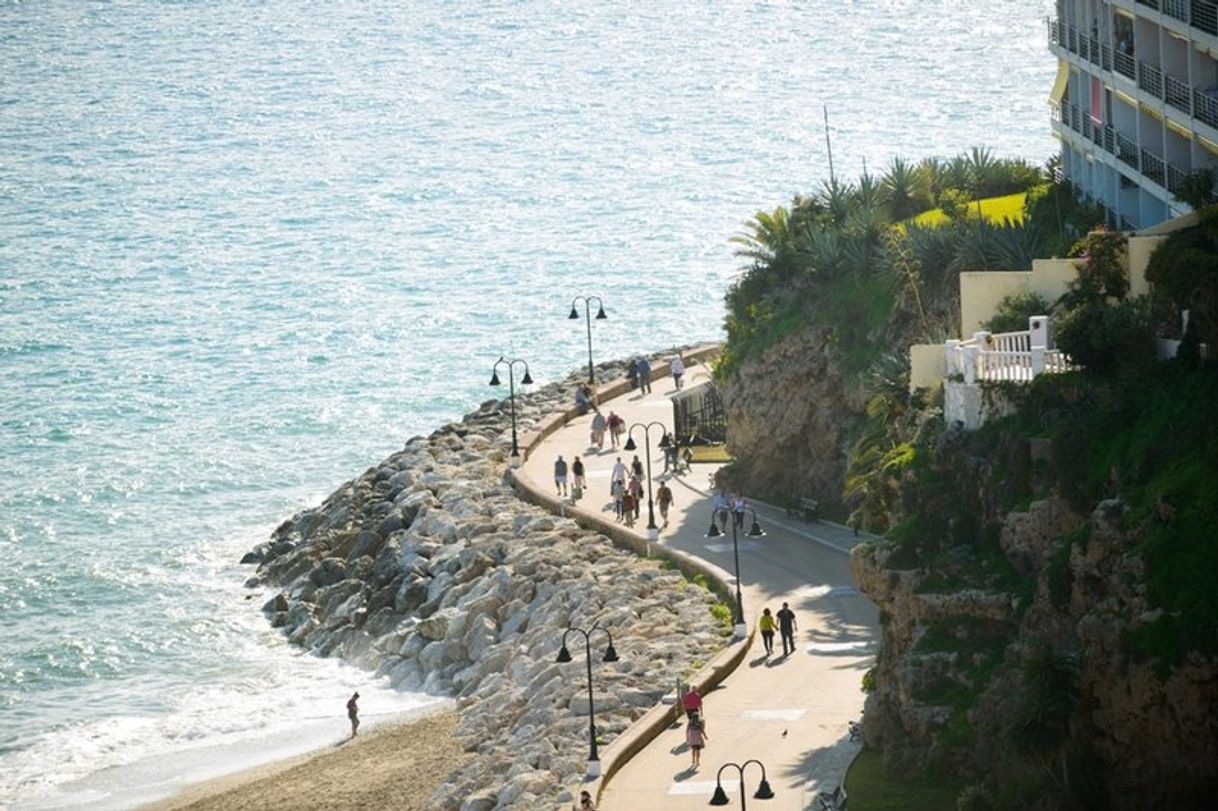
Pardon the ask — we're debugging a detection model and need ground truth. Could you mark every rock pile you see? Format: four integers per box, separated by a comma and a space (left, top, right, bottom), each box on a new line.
241, 356, 727, 811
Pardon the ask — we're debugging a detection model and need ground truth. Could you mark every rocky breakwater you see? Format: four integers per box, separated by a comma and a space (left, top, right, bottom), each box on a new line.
240, 356, 729, 811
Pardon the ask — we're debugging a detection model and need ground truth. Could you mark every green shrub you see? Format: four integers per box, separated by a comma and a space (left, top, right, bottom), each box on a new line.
983, 291, 1052, 334
1055, 298, 1155, 374
956, 782, 996, 811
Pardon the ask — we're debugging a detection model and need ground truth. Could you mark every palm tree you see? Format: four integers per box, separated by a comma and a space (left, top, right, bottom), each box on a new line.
966, 145, 998, 197
918, 156, 950, 206
730, 206, 800, 281
882, 156, 927, 220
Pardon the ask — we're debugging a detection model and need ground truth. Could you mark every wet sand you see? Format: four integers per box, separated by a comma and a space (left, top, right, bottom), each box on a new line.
147, 709, 467, 811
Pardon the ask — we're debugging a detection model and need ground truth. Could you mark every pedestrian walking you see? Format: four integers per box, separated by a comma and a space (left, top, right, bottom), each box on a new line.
732, 494, 747, 530
630, 454, 644, 479
621, 490, 636, 527
346, 692, 360, 737
628, 473, 644, 519
682, 683, 703, 719
554, 455, 568, 497
611, 456, 627, 489
611, 478, 625, 521
636, 356, 652, 394
685, 711, 707, 769
662, 432, 677, 472
608, 411, 624, 447
777, 601, 798, 656
670, 355, 685, 390
712, 490, 729, 532
656, 481, 673, 527
572, 456, 586, 499
759, 607, 776, 656
576, 790, 596, 810
590, 409, 606, 449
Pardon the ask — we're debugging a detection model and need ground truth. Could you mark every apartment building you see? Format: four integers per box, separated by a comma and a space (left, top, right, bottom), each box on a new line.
1048, 0, 1218, 229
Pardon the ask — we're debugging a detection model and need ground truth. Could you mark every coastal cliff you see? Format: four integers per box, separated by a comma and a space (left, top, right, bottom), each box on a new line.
241, 359, 727, 810
718, 326, 862, 509
853, 493, 1218, 808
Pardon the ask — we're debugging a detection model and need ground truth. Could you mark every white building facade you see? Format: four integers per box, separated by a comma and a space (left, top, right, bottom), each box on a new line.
1048, 0, 1218, 229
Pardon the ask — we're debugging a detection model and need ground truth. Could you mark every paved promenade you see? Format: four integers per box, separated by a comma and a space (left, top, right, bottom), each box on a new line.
517, 362, 878, 810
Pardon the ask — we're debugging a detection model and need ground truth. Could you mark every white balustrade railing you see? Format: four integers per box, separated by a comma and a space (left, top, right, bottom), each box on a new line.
945, 316, 1071, 384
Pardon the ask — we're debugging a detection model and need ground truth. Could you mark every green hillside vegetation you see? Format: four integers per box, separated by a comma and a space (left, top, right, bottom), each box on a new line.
719, 149, 1102, 380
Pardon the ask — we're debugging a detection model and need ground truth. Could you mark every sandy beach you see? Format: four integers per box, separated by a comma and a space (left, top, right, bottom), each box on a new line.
148, 709, 468, 811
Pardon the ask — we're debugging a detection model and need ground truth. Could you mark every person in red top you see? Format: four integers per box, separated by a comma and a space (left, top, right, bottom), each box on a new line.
682, 683, 702, 719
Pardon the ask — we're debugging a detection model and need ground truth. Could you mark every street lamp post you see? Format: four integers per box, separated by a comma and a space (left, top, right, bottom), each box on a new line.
568, 296, 607, 385
556, 624, 619, 778
705, 505, 765, 639
623, 421, 670, 541
488, 356, 533, 468
709, 759, 776, 810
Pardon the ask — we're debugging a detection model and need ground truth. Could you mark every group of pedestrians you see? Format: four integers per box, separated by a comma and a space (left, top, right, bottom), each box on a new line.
758, 602, 798, 657
711, 490, 750, 532
625, 355, 686, 393
553, 455, 587, 500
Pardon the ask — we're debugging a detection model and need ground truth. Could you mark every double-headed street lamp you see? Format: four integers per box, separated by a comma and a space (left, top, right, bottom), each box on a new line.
556, 624, 619, 778
709, 759, 775, 809
623, 422, 670, 541
706, 504, 765, 639
489, 356, 533, 468
568, 295, 607, 385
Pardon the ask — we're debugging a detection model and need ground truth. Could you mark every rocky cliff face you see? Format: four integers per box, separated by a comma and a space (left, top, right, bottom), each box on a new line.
853, 496, 1218, 809
718, 327, 862, 506
241, 361, 726, 811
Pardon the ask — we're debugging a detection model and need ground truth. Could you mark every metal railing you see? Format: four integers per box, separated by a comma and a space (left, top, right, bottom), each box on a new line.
1114, 49, 1136, 79
1166, 74, 1192, 113
1117, 132, 1140, 167
1104, 125, 1116, 154
1138, 0, 1161, 10
1138, 60, 1164, 98
1167, 162, 1190, 194
1142, 149, 1167, 186
1195, 88, 1218, 128
1165, 0, 1189, 22
1195, 1, 1218, 35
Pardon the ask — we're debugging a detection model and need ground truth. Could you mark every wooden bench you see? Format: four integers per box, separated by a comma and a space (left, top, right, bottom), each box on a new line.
785, 497, 819, 522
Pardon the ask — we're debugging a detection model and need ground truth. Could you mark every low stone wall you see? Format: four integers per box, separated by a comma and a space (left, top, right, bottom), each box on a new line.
241, 347, 734, 810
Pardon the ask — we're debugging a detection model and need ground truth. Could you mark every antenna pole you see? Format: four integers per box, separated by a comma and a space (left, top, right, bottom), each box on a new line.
824, 104, 836, 186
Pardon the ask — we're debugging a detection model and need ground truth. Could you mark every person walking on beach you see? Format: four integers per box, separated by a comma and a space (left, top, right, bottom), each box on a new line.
636, 356, 652, 394
347, 692, 360, 737
670, 355, 685, 390
590, 409, 606, 449
656, 481, 673, 527
554, 455, 569, 497
685, 710, 707, 769
777, 602, 798, 656
759, 607, 776, 656
572, 456, 586, 500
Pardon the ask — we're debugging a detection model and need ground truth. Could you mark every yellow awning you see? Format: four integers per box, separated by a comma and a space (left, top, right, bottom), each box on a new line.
1048, 60, 1070, 106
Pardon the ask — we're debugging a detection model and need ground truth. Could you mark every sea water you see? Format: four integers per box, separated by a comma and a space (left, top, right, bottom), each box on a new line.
1, 0, 1053, 806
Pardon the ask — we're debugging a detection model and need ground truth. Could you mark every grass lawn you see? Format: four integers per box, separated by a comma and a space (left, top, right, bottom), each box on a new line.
687, 444, 732, 463
911, 191, 1027, 228
844, 748, 966, 810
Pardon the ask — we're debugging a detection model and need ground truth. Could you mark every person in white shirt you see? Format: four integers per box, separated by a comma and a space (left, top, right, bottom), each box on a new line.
670, 356, 686, 390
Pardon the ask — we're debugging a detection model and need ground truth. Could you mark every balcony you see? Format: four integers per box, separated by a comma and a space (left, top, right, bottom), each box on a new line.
1166, 74, 1192, 113
1114, 49, 1136, 80
1195, 1, 1218, 36
1138, 60, 1164, 98
1137, 0, 1161, 10
1165, 0, 1189, 23
1117, 133, 1141, 168
1167, 162, 1190, 195
1194, 88, 1218, 128
1142, 149, 1167, 186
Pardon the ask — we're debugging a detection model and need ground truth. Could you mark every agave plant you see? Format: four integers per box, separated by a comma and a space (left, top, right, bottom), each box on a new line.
882, 156, 929, 221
